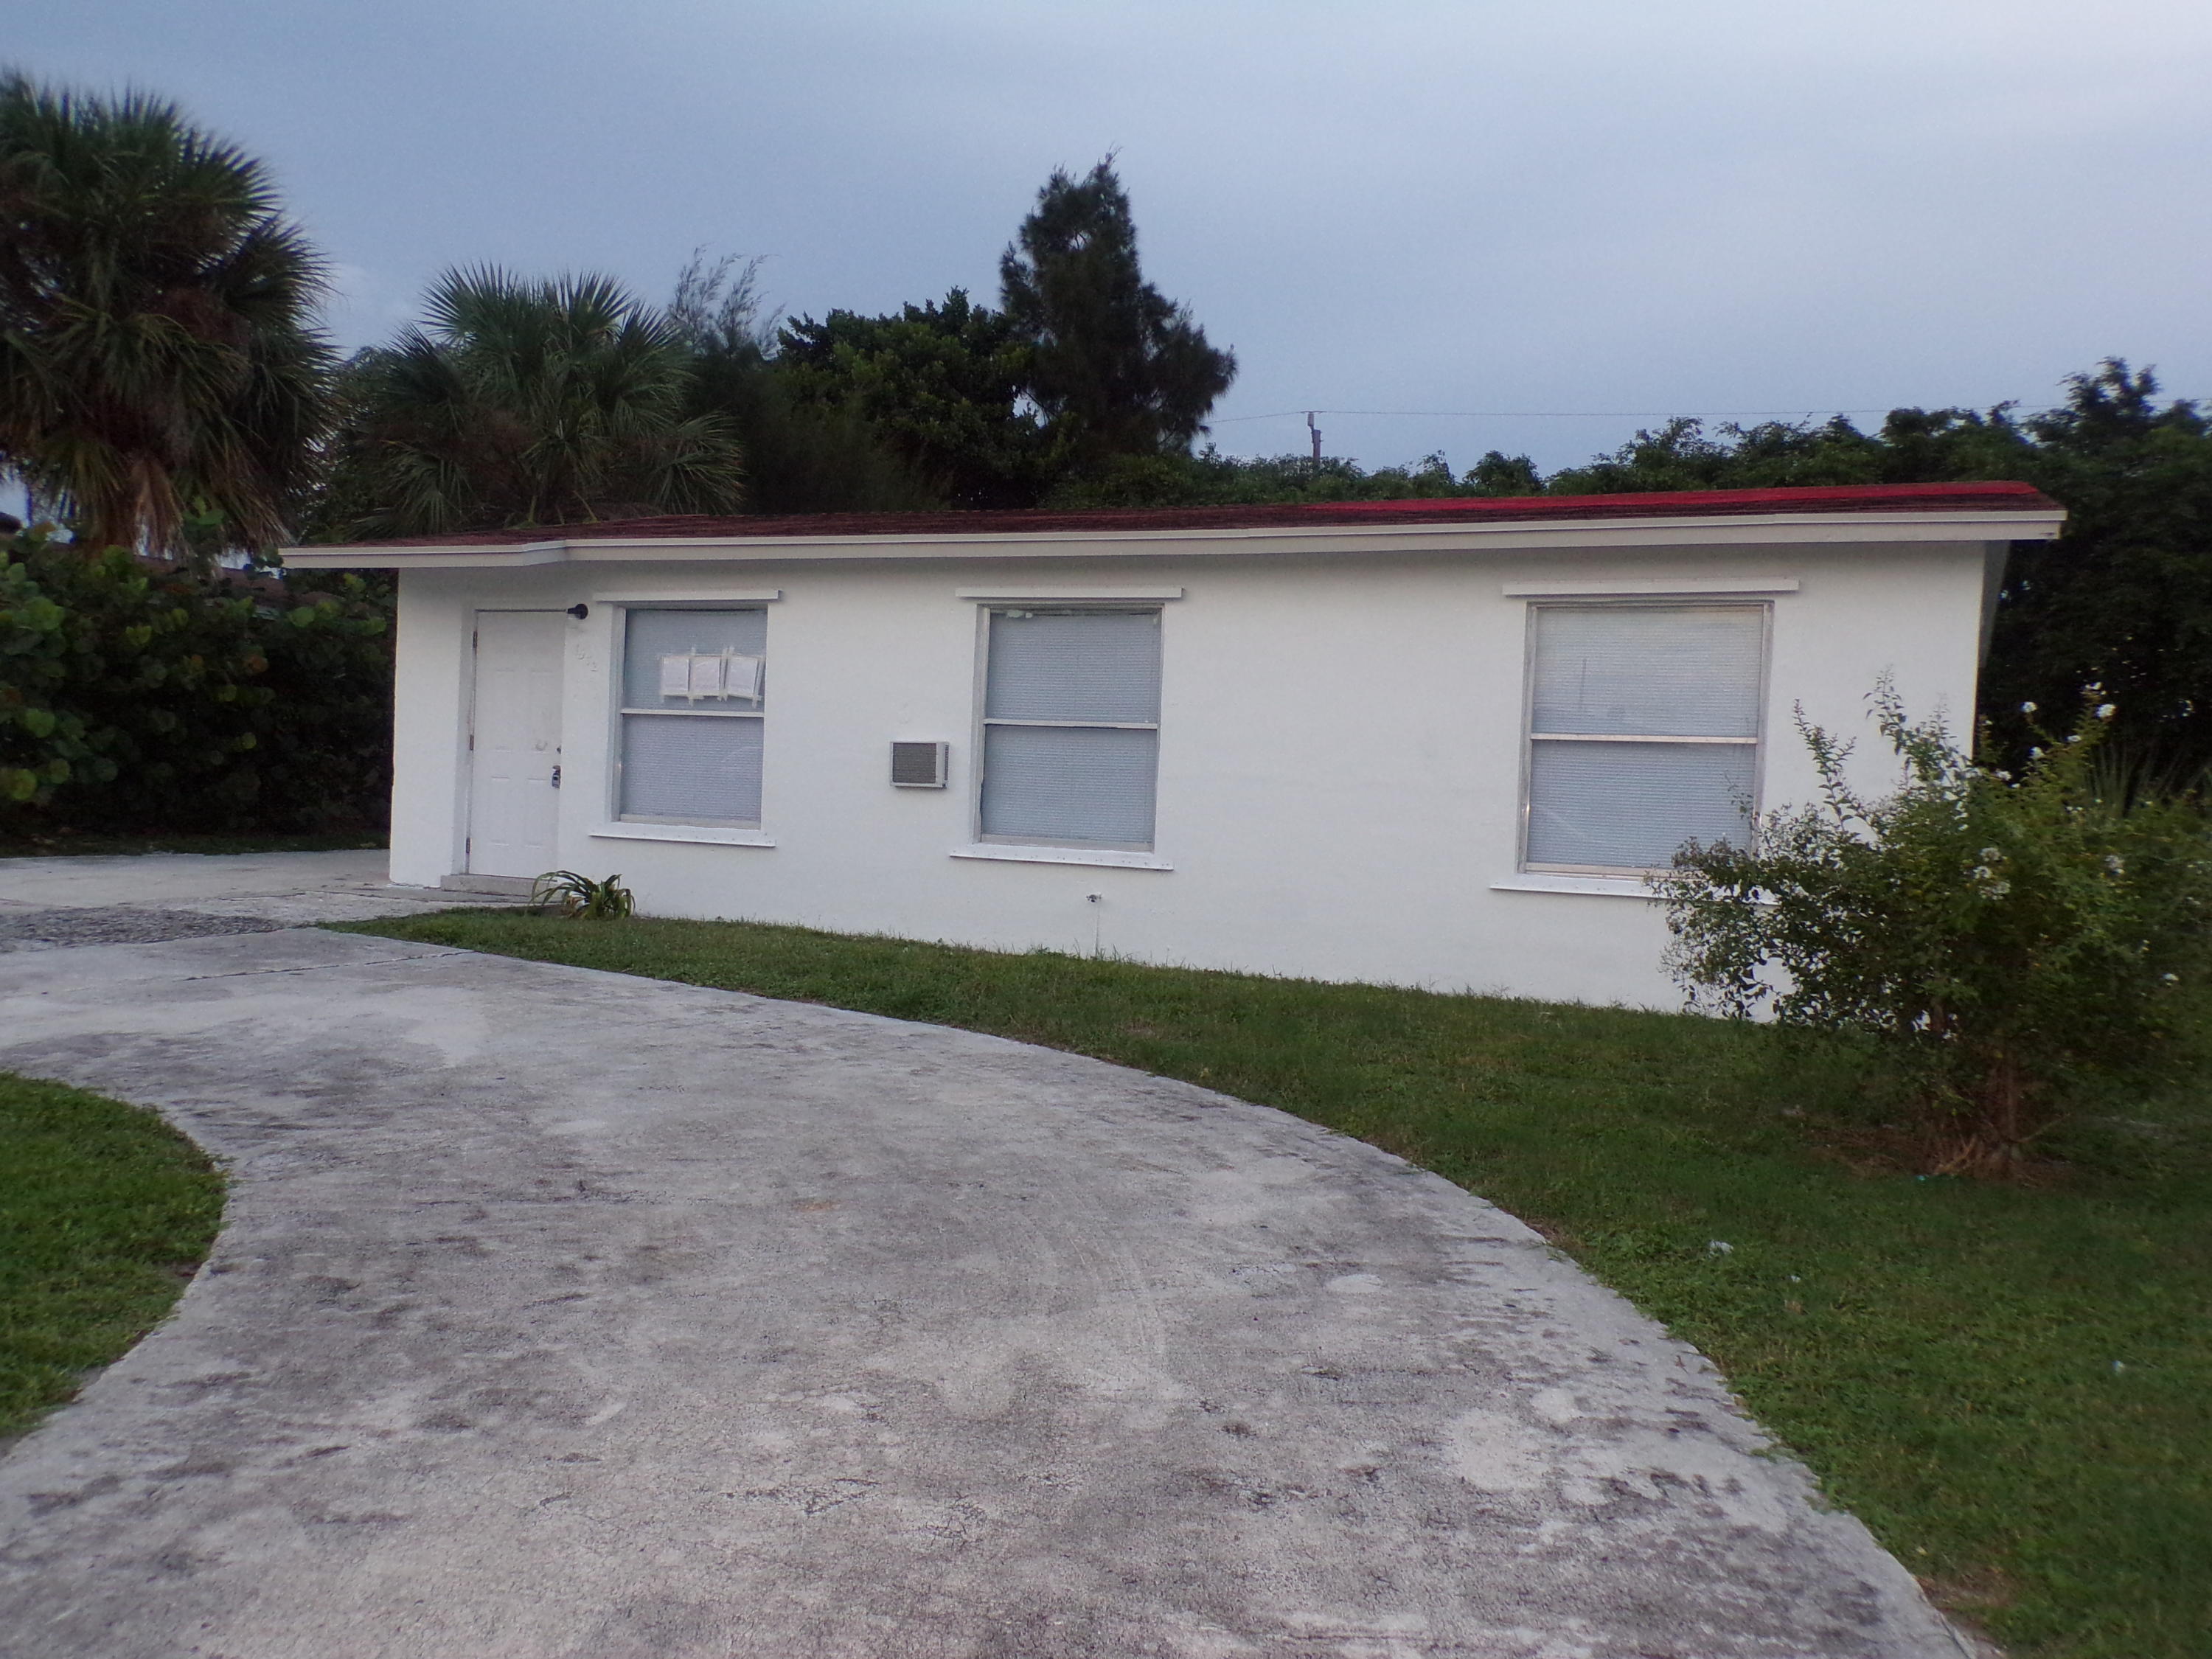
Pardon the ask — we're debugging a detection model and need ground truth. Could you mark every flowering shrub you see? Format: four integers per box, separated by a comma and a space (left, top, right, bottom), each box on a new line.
1653, 683, 2212, 1164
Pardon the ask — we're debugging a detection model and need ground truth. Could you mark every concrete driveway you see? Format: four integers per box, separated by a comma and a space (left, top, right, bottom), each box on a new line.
0, 849, 489, 952
0, 917, 1968, 1658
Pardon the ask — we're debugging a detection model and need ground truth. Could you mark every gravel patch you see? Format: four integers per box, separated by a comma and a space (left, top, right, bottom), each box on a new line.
0, 907, 289, 953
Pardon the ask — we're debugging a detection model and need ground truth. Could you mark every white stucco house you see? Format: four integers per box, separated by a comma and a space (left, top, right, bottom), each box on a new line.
285, 481, 2063, 1007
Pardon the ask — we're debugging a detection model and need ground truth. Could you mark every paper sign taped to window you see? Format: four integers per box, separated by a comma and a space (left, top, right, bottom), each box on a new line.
656, 650, 761, 701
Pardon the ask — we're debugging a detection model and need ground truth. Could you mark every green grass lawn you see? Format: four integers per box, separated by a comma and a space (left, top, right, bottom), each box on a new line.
0, 831, 386, 860
0, 1074, 225, 1441
348, 909, 2211, 1659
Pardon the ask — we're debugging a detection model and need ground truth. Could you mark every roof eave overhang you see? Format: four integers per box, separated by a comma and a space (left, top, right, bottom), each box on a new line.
277, 508, 2068, 570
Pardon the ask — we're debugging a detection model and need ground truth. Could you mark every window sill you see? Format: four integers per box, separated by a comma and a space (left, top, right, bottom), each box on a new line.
1491, 872, 1659, 899
591, 823, 775, 848
951, 844, 1173, 871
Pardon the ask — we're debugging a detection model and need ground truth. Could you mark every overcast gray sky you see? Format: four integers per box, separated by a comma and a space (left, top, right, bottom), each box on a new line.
15, 0, 2211, 473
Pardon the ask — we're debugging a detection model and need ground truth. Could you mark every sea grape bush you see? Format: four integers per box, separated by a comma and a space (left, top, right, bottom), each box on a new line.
0, 526, 393, 833
1653, 682, 2212, 1164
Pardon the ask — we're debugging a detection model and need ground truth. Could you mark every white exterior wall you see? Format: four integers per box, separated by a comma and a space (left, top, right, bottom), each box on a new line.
386, 538, 1996, 1007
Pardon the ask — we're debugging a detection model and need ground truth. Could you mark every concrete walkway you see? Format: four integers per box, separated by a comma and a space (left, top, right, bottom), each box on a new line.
0, 849, 494, 952
0, 919, 1967, 1657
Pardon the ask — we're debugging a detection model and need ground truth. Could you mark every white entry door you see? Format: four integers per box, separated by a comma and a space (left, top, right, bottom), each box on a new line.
467, 611, 566, 877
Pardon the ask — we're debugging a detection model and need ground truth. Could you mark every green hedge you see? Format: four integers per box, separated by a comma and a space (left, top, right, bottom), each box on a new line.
0, 527, 393, 835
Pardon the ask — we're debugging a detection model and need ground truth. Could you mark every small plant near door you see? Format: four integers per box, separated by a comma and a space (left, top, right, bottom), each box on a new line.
529, 870, 636, 919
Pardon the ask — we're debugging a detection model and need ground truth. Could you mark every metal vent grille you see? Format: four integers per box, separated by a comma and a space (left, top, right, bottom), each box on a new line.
890, 740, 949, 788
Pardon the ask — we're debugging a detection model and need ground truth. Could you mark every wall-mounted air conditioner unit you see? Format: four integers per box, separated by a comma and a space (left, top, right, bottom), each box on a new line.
890, 740, 950, 788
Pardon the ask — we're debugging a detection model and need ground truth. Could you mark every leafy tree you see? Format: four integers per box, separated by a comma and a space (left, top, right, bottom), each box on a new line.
771, 288, 1041, 507
1980, 364, 2212, 777
687, 164, 1237, 507
1046, 447, 1454, 508
1545, 407, 2035, 495
667, 251, 939, 515
999, 160, 1236, 468
1040, 444, 1545, 509
1544, 414, 1895, 493
0, 72, 335, 558
1464, 449, 1543, 495
318, 268, 743, 538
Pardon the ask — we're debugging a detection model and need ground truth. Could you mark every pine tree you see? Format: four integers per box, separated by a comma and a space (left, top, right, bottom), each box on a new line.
999, 161, 1235, 467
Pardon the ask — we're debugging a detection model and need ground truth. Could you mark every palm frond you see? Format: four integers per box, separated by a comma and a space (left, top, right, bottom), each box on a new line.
326, 265, 744, 534
0, 71, 335, 557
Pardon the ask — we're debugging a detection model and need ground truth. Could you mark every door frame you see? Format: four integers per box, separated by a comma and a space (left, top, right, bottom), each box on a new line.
462, 608, 569, 878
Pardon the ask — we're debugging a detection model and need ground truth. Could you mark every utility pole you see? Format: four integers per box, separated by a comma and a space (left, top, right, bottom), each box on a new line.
1306, 411, 1322, 472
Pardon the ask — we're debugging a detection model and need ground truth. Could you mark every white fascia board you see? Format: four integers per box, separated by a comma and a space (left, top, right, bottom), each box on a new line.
282, 540, 569, 568
275, 508, 2065, 570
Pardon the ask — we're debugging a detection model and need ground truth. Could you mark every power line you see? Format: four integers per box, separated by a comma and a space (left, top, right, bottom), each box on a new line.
1209, 406, 1897, 423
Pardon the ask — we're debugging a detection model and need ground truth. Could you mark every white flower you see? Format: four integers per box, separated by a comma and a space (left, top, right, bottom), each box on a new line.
2020, 701, 2038, 714
2106, 855, 2126, 874
1984, 880, 2011, 899
2067, 734, 2083, 745
2163, 973, 2181, 984
2096, 703, 2117, 720
1994, 770, 2013, 782
2030, 746, 2044, 759
1706, 1240, 1733, 1256
1971, 865, 1994, 882
1980, 846, 2003, 861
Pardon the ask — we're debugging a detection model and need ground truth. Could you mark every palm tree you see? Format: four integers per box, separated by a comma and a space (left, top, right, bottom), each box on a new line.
327, 268, 745, 538
0, 73, 335, 557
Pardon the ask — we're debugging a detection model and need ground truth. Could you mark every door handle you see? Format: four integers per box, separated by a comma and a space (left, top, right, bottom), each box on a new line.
550, 765, 562, 789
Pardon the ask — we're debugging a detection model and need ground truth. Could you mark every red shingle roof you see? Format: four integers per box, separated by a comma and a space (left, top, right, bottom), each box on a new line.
347, 481, 2061, 549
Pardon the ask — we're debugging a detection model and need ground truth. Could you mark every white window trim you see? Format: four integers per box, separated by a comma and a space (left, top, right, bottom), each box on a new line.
1516, 599, 1772, 878
592, 823, 775, 848
609, 602, 771, 833
970, 603, 1165, 857
1500, 577, 1798, 597
955, 586, 1185, 602
1490, 873, 1657, 898
951, 844, 1173, 871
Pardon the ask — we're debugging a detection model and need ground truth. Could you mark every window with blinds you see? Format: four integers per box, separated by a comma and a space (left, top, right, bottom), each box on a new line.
1523, 603, 1764, 872
979, 608, 1161, 849
617, 608, 767, 826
